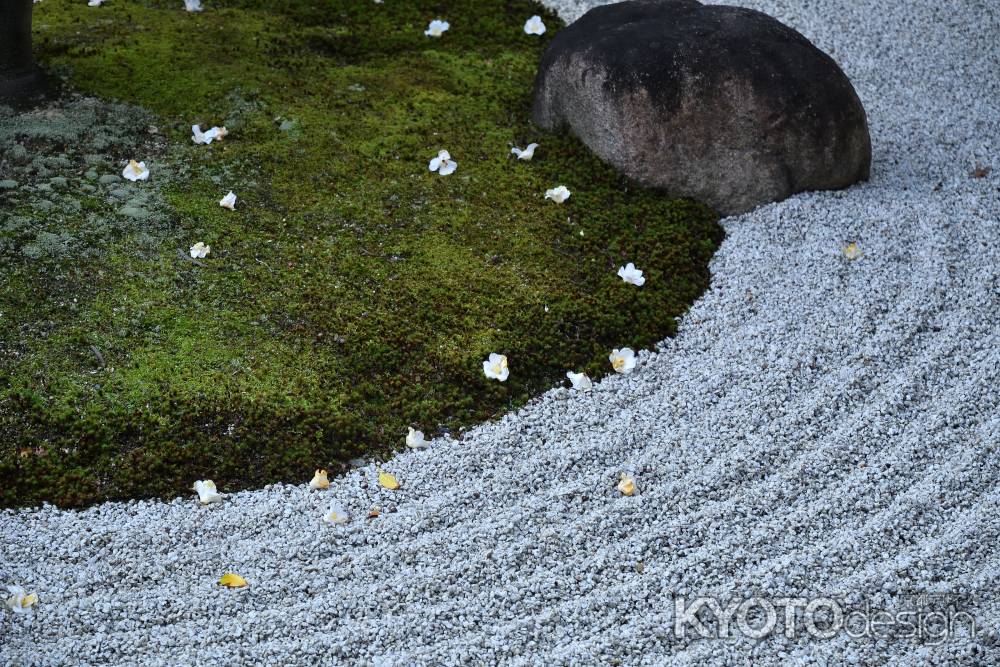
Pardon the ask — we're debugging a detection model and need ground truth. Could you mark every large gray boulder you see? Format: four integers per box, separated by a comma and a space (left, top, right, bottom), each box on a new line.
532, 0, 872, 215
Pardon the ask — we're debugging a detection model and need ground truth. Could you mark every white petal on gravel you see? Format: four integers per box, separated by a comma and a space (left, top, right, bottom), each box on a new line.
1, 0, 998, 664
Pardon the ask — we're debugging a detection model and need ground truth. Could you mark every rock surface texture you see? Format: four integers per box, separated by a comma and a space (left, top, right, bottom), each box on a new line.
532, 0, 872, 214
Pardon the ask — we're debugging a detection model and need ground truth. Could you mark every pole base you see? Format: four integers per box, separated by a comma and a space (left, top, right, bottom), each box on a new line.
0, 67, 48, 107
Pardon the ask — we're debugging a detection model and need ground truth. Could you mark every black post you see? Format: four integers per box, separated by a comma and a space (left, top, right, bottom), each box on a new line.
0, 0, 46, 103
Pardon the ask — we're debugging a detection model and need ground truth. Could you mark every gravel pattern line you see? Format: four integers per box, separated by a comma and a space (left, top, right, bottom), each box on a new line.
2, 0, 999, 664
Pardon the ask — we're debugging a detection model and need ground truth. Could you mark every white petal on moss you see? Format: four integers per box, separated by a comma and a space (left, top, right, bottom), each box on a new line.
429, 150, 457, 176
566, 371, 592, 391
483, 353, 509, 381
609, 347, 637, 374
425, 19, 449, 37
511, 143, 538, 161
184, 0, 202, 11
545, 185, 570, 203
192, 124, 227, 145
617, 262, 646, 286
122, 160, 150, 182
406, 427, 428, 449
189, 241, 210, 259
219, 191, 237, 210
524, 16, 546, 35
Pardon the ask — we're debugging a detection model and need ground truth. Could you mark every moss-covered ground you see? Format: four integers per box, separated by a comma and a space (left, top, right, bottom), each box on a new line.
0, 0, 723, 507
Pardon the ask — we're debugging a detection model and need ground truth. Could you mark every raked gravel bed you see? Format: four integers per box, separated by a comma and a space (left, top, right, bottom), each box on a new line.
3, 0, 999, 664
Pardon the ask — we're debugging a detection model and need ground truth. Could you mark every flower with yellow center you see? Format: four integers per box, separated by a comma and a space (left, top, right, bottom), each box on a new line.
609, 348, 636, 374
322, 503, 350, 525
843, 242, 863, 260
483, 353, 509, 381
192, 479, 224, 504
5, 586, 38, 614
617, 473, 636, 496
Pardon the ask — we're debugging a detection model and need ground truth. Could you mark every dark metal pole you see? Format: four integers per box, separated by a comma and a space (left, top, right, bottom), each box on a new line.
0, 0, 46, 103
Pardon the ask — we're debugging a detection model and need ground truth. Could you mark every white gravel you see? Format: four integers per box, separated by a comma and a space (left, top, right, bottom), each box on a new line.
3, 0, 999, 664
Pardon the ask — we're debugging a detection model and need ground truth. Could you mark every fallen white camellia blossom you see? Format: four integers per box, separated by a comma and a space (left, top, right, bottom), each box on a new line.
511, 143, 538, 161
122, 160, 150, 182
4, 586, 38, 614
309, 469, 330, 490
219, 191, 237, 210
189, 241, 210, 259
192, 479, 224, 504
406, 427, 428, 449
88, 0, 103, 6
191, 124, 228, 145
184, 0, 202, 11
425, 19, 449, 37
429, 150, 457, 176
323, 504, 351, 525
617, 262, 646, 286
524, 15, 546, 35
617, 473, 637, 496
483, 353, 509, 381
566, 371, 592, 391
545, 185, 570, 203
609, 347, 636, 374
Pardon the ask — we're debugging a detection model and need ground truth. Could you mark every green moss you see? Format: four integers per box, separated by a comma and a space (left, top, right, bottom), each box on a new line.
0, 0, 723, 507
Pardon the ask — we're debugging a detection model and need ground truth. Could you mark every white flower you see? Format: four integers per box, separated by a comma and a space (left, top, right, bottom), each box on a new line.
192, 124, 227, 144
309, 469, 330, 490
322, 503, 350, 525
524, 15, 546, 35
189, 241, 210, 259
405, 427, 428, 449
88, 0, 103, 6
219, 191, 237, 210
566, 371, 592, 391
617, 262, 646, 286
122, 160, 149, 181
192, 479, 224, 504
609, 347, 636, 374
4, 586, 38, 614
545, 185, 570, 203
184, 0, 202, 11
425, 19, 449, 37
428, 150, 457, 176
483, 353, 509, 381
511, 143, 538, 161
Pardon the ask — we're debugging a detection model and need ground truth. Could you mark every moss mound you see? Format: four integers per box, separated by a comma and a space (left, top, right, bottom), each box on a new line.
0, 0, 723, 507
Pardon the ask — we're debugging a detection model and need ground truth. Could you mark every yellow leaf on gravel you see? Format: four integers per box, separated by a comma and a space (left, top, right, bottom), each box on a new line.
617, 473, 637, 496
378, 469, 400, 490
218, 573, 248, 588
843, 242, 863, 260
